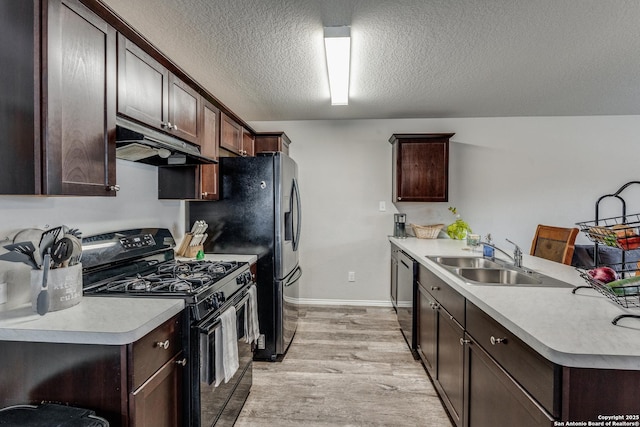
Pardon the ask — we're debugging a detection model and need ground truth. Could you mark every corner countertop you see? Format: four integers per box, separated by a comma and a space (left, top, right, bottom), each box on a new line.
0, 252, 257, 346
390, 237, 640, 370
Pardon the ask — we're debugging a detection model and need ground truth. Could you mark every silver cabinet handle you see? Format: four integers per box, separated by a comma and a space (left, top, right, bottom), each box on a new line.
490, 336, 506, 345
202, 192, 208, 197
107, 185, 120, 192
460, 338, 471, 346
429, 302, 439, 310
175, 358, 187, 366
156, 340, 170, 350
172, 124, 178, 130
430, 286, 440, 291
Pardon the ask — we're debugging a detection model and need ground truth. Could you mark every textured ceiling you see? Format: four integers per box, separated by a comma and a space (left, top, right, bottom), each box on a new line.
100, 0, 640, 121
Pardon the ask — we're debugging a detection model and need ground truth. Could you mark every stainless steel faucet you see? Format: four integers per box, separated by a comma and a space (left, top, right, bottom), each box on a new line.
482, 238, 523, 268
505, 238, 523, 268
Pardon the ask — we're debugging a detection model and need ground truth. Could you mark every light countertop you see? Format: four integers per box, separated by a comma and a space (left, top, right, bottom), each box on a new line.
0, 252, 257, 346
390, 237, 640, 370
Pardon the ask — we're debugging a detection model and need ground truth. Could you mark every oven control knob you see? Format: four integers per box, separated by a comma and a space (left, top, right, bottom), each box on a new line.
236, 274, 246, 285
215, 292, 225, 304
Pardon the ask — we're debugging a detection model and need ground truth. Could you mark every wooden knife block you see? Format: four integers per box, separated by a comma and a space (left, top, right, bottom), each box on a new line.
176, 233, 204, 258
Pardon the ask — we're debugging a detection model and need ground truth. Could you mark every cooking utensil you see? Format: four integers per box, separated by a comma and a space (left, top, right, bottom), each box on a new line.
65, 234, 82, 267
13, 228, 44, 267
36, 252, 51, 315
39, 226, 62, 260
51, 237, 73, 268
0, 250, 35, 267
3, 241, 38, 269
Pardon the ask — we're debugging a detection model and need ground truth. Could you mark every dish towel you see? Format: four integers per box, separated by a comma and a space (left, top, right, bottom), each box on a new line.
220, 305, 239, 383
245, 284, 260, 344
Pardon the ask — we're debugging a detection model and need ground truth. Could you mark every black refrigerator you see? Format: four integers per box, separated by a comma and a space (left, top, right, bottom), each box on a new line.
187, 152, 302, 361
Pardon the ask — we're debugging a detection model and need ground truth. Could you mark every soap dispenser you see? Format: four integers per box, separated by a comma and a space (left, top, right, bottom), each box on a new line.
483, 234, 495, 258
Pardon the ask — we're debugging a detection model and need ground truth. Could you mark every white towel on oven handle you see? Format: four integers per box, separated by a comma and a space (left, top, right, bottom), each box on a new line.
245, 284, 260, 344
220, 305, 239, 383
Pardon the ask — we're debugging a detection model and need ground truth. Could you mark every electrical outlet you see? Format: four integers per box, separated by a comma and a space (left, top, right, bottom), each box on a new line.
348, 271, 355, 282
379, 201, 386, 211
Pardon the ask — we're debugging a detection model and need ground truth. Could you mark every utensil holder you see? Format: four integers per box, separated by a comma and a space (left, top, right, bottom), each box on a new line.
30, 263, 82, 313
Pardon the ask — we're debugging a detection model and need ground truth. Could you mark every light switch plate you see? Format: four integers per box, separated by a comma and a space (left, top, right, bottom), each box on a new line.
379, 201, 386, 211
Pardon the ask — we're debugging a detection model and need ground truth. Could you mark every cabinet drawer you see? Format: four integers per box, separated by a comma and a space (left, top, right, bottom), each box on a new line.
466, 302, 560, 417
418, 264, 465, 324
130, 314, 183, 390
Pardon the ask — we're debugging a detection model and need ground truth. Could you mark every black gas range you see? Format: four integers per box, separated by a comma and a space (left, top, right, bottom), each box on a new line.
81, 228, 256, 427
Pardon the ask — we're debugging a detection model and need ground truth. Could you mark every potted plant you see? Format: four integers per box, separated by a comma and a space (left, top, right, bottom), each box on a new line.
446, 207, 472, 240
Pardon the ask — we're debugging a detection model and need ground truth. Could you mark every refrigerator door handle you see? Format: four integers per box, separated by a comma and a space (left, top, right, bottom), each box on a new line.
292, 177, 302, 251
285, 265, 303, 287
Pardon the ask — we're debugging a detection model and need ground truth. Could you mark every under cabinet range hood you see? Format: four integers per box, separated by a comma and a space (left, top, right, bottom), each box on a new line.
115, 117, 217, 166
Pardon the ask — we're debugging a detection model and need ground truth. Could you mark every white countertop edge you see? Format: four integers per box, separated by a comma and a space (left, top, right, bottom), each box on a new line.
0, 297, 185, 346
390, 236, 640, 370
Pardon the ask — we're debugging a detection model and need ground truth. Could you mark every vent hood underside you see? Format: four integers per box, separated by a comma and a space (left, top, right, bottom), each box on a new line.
115, 117, 217, 166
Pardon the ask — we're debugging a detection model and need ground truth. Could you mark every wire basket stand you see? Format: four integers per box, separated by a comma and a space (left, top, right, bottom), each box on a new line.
574, 181, 640, 325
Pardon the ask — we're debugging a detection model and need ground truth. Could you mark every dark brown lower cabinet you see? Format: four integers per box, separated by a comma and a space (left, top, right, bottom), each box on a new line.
464, 333, 554, 427
130, 353, 183, 427
0, 313, 184, 427
436, 309, 465, 427
416, 284, 437, 376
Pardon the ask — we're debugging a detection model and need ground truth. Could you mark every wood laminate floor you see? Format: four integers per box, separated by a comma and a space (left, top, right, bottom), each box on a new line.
235, 305, 453, 427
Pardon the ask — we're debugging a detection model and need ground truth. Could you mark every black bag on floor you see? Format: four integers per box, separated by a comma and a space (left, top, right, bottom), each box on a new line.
0, 403, 109, 426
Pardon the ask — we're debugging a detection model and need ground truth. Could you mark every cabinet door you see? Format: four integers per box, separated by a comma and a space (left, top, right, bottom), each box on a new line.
437, 309, 465, 427
220, 112, 243, 155
168, 74, 200, 144
465, 334, 554, 427
254, 133, 290, 155
199, 100, 220, 200
117, 34, 169, 130
242, 128, 255, 157
390, 134, 452, 202
417, 285, 437, 376
46, 0, 116, 195
130, 353, 184, 427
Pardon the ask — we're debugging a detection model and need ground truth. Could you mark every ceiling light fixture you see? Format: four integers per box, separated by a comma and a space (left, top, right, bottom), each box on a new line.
323, 26, 351, 106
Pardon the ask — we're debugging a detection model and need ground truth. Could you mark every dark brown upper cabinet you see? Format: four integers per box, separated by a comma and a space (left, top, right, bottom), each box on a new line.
255, 132, 291, 155
198, 100, 220, 200
0, 0, 117, 196
220, 112, 254, 157
157, 100, 220, 200
389, 133, 454, 202
117, 34, 201, 145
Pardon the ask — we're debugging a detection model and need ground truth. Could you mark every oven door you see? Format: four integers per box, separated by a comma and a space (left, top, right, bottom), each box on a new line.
194, 291, 253, 427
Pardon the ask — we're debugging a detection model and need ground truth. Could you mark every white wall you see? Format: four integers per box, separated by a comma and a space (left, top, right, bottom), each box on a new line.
250, 116, 640, 306
0, 160, 185, 239
0, 159, 185, 308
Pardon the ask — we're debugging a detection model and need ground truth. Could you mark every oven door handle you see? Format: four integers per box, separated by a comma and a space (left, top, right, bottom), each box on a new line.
196, 292, 251, 332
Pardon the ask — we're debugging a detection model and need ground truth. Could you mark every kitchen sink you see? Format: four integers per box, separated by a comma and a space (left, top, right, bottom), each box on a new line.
427, 256, 574, 288
456, 268, 542, 285
430, 256, 503, 269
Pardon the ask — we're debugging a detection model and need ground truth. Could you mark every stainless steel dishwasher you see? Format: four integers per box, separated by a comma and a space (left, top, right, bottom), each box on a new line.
396, 250, 418, 358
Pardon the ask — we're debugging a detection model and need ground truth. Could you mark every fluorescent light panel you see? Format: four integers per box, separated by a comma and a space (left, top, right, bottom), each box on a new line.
324, 26, 351, 105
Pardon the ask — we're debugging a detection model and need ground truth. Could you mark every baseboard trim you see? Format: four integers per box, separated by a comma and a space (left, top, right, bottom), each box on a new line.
297, 298, 393, 307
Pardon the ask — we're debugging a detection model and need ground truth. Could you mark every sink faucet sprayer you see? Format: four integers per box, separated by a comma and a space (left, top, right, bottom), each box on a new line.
482, 236, 523, 268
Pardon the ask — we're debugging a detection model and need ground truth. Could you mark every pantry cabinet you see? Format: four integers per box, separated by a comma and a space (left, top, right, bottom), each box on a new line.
0, 0, 117, 196
389, 133, 453, 202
